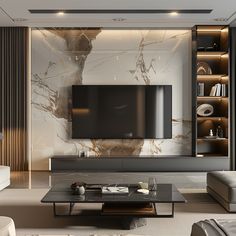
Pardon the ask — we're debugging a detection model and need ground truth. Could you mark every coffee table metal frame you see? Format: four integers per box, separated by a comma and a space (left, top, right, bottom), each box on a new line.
42, 184, 186, 218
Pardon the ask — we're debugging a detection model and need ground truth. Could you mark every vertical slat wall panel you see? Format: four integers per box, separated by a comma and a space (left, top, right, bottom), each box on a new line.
0, 27, 28, 171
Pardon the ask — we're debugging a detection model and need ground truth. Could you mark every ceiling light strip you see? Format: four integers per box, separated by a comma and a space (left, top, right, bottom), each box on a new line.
28, 9, 212, 14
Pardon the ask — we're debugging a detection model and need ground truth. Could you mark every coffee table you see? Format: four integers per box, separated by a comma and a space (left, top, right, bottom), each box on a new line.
41, 183, 186, 218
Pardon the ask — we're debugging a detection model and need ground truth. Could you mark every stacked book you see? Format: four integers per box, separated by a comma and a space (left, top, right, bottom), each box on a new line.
102, 186, 129, 194
209, 83, 227, 96
197, 82, 205, 96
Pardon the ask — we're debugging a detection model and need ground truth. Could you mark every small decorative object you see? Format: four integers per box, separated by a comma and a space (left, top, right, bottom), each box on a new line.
204, 136, 217, 139
137, 189, 149, 195
78, 186, 85, 195
216, 125, 224, 138
148, 177, 157, 191
71, 182, 86, 195
79, 151, 86, 157
206, 46, 214, 51
138, 182, 149, 190
197, 104, 214, 117
197, 82, 205, 96
197, 62, 212, 75
197, 46, 205, 51
205, 42, 219, 51
209, 129, 214, 137
213, 42, 219, 51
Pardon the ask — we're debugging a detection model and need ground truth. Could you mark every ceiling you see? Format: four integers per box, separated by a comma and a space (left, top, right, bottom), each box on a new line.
1, 0, 236, 27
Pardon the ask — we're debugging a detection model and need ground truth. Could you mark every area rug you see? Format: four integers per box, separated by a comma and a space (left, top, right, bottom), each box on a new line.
2, 188, 235, 236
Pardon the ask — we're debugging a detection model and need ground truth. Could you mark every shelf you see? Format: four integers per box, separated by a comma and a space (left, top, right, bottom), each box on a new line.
197, 138, 228, 141
197, 96, 227, 99
197, 26, 227, 32
197, 75, 228, 79
197, 117, 228, 120
197, 51, 228, 57
196, 154, 228, 158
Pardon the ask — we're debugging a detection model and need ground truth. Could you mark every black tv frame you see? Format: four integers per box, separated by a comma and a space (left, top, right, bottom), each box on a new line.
71, 85, 172, 139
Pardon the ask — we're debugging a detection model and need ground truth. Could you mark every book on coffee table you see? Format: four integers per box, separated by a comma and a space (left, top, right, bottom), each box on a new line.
102, 186, 129, 194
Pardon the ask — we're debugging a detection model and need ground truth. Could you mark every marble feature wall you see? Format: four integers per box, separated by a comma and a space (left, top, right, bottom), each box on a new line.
32, 29, 192, 170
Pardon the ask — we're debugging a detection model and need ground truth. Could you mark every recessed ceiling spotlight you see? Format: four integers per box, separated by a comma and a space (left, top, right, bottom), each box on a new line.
214, 18, 227, 22
57, 11, 65, 16
170, 11, 179, 16
112, 17, 126, 22
13, 18, 28, 22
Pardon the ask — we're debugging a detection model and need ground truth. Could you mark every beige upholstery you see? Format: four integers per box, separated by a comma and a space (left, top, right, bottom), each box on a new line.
207, 171, 236, 212
0, 166, 10, 191
0, 216, 16, 236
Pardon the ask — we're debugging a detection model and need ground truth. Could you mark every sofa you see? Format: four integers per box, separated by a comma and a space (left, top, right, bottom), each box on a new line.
207, 171, 236, 212
0, 166, 10, 191
191, 219, 236, 236
0, 216, 16, 236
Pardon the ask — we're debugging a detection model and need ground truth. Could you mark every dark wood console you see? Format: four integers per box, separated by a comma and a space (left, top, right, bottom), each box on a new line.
50, 155, 229, 172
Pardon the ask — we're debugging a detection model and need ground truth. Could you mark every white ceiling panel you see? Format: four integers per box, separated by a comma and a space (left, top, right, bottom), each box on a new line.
0, 0, 236, 27
0, 7, 14, 26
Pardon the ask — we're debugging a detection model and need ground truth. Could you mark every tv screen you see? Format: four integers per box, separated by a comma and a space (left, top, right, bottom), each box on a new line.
72, 85, 172, 139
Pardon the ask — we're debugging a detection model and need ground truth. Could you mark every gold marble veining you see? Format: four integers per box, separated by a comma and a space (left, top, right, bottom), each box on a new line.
31, 29, 192, 170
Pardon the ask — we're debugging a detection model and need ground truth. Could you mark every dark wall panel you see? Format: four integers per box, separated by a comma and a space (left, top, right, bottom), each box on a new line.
0, 27, 28, 170
230, 27, 236, 170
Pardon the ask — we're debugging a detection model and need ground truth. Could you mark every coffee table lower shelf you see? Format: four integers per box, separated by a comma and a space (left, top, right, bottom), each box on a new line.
52, 202, 176, 218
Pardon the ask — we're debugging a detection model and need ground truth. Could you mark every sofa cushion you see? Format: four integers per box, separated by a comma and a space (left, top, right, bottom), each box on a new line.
0, 216, 15, 236
207, 171, 236, 203
0, 166, 10, 183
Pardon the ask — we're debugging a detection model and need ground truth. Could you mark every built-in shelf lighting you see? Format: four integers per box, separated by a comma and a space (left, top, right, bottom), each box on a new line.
73, 108, 90, 114
197, 96, 227, 101
221, 53, 229, 58
197, 52, 228, 58
197, 117, 226, 121
197, 29, 222, 32
197, 75, 228, 80
197, 27, 228, 32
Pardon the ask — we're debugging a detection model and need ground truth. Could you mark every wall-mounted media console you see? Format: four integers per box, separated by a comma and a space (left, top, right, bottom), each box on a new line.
72, 85, 172, 139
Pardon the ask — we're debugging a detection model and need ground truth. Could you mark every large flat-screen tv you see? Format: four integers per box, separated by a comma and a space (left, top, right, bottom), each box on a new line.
72, 85, 172, 139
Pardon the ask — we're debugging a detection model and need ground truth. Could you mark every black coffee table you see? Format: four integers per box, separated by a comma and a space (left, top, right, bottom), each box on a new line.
41, 183, 186, 218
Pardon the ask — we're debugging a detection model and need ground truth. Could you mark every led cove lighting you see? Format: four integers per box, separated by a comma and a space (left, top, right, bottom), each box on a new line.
197, 53, 228, 58
197, 29, 222, 32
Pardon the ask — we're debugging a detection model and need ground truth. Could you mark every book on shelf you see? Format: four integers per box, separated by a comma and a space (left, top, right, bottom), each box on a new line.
197, 82, 204, 96
215, 83, 221, 96
209, 83, 227, 96
209, 85, 217, 96
222, 84, 227, 96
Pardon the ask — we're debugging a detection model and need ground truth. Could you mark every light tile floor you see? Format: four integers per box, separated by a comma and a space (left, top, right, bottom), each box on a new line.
9, 171, 207, 190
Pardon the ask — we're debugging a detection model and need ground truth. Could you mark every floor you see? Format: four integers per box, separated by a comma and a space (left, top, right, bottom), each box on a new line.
9, 171, 207, 189
0, 171, 235, 236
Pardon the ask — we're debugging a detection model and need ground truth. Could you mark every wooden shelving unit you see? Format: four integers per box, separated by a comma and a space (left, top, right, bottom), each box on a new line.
192, 25, 230, 158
